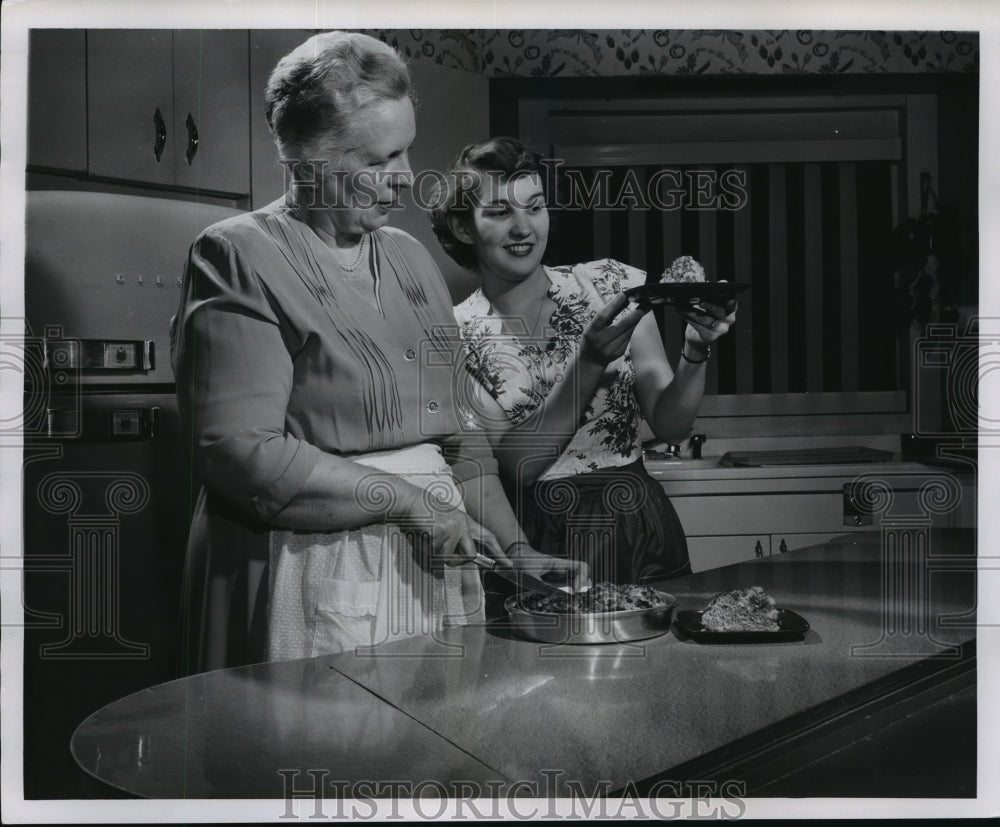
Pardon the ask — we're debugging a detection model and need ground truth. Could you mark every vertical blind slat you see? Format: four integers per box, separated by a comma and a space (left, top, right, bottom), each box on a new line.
661, 187, 683, 266
890, 163, 901, 232
768, 164, 789, 392
698, 166, 719, 395
572, 157, 896, 403
804, 163, 824, 391
627, 167, 646, 267
593, 206, 611, 260
732, 166, 754, 394
660, 187, 684, 354
839, 162, 860, 391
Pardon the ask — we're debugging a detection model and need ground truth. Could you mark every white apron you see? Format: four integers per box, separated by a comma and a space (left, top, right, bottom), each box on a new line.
265, 444, 485, 660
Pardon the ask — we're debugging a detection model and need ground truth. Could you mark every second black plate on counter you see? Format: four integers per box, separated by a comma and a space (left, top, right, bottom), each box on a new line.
674, 608, 810, 643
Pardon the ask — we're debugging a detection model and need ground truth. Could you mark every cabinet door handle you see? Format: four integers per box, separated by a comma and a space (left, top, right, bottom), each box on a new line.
185, 113, 200, 165
153, 107, 167, 162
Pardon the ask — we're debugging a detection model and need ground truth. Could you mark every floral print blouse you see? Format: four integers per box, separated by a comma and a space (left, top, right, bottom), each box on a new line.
454, 259, 648, 481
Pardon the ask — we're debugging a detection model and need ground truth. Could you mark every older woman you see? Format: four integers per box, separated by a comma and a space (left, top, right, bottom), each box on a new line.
431, 137, 738, 589
171, 35, 585, 672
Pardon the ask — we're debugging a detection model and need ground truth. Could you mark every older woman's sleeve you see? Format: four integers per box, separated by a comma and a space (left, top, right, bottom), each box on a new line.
172, 231, 321, 524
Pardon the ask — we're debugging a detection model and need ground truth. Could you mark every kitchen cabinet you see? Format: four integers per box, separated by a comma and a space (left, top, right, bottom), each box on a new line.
171, 31, 251, 192
686, 534, 771, 573
27, 29, 88, 172
30, 27, 487, 276
249, 29, 317, 209
388, 59, 490, 299
670, 481, 872, 573
649, 461, 975, 573
87, 30, 250, 194
87, 30, 173, 186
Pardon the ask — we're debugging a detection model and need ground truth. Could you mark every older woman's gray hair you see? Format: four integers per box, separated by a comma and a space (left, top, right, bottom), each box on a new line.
265, 31, 411, 162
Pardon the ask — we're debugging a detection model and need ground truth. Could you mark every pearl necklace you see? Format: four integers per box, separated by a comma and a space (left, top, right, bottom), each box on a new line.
333, 233, 369, 272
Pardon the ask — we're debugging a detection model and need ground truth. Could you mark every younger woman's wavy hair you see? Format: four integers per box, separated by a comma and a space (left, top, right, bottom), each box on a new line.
265, 31, 411, 162
429, 137, 546, 270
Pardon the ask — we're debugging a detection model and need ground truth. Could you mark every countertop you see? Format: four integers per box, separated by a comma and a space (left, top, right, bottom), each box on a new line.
71, 530, 976, 799
642, 453, 975, 483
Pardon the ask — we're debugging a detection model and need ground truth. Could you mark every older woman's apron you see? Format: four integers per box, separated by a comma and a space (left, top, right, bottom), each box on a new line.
265, 444, 485, 660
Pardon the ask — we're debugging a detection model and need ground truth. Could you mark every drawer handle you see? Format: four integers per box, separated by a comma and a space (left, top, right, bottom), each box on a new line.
46, 407, 159, 441
185, 113, 199, 164
45, 339, 153, 372
153, 107, 167, 162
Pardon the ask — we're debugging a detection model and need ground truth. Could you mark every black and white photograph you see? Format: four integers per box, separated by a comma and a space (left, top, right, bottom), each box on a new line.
1, 0, 997, 821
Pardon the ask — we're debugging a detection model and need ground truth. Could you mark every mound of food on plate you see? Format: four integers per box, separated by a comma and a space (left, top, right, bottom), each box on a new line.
518, 582, 667, 614
701, 586, 780, 632
661, 255, 706, 283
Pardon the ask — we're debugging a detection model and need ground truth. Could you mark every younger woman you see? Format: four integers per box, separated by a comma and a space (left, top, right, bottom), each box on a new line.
431, 137, 738, 590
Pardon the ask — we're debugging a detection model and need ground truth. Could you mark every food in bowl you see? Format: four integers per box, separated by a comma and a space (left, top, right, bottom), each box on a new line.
701, 586, 780, 632
661, 255, 706, 284
518, 582, 667, 614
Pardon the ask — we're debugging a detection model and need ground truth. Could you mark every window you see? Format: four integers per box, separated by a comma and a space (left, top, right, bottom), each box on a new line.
548, 159, 901, 396
501, 82, 974, 436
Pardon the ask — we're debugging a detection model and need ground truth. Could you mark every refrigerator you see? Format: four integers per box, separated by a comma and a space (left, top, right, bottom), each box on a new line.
21, 190, 242, 798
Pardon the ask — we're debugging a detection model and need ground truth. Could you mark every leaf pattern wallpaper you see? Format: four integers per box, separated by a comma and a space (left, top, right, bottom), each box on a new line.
369, 30, 978, 76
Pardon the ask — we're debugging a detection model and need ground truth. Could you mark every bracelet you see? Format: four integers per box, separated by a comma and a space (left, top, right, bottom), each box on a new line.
681, 344, 712, 364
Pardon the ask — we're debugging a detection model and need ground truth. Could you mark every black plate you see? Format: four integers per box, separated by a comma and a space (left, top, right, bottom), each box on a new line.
674, 608, 809, 642
624, 282, 750, 307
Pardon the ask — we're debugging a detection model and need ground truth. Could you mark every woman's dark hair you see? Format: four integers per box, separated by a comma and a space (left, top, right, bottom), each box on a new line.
265, 31, 411, 162
430, 137, 546, 270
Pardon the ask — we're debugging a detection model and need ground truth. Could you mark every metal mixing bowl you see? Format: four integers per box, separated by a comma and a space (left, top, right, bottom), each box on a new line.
504, 591, 676, 645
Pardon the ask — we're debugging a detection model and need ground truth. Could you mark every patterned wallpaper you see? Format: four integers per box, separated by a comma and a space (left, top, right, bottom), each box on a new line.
370, 30, 979, 76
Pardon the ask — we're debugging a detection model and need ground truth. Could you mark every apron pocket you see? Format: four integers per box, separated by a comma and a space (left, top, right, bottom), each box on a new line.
312, 578, 380, 655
